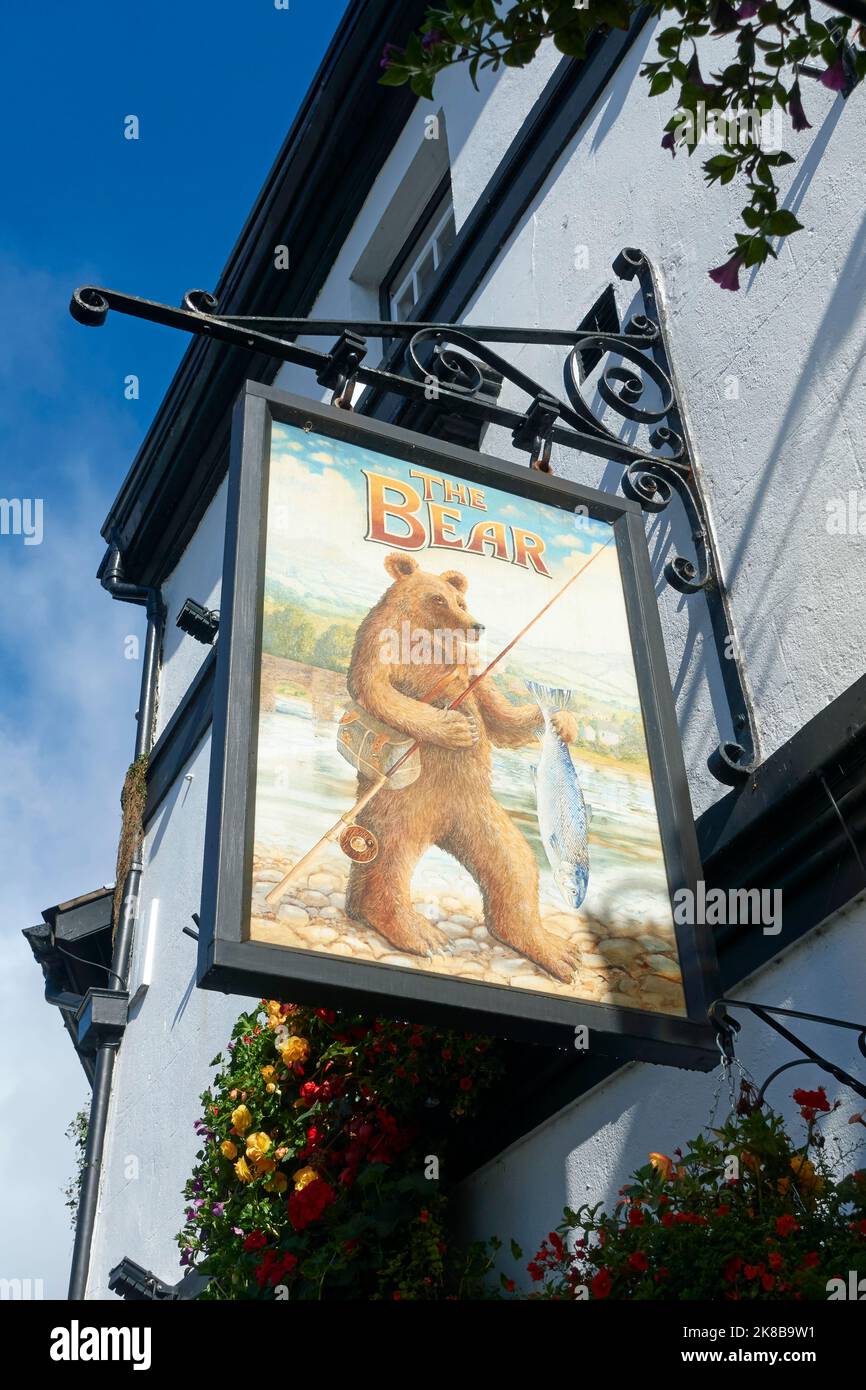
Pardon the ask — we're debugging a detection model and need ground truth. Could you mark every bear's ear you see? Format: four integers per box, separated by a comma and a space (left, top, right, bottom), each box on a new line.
441, 570, 468, 594
384, 552, 419, 581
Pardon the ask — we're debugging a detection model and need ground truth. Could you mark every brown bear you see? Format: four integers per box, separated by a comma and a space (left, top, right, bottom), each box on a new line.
344, 551, 581, 982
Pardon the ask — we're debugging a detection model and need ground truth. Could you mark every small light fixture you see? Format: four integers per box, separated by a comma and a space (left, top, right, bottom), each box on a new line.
176, 598, 219, 645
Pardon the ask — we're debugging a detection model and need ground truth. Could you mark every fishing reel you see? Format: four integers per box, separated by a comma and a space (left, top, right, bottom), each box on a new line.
339, 824, 379, 863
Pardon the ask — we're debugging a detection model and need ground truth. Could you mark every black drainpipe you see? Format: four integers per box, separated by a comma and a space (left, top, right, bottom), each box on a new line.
67, 543, 164, 1301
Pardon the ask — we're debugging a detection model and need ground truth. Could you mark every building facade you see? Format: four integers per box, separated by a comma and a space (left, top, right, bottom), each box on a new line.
30, 0, 866, 1296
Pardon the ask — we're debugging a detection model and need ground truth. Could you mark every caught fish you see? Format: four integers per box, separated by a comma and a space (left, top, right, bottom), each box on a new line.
526, 680, 591, 910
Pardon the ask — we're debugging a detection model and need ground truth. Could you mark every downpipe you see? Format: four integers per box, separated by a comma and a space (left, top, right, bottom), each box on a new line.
67, 545, 164, 1301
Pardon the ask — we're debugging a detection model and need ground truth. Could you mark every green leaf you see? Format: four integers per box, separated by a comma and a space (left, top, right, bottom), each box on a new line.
378, 66, 410, 87
410, 69, 436, 100
510, 1238, 523, 1260
764, 209, 804, 236
743, 235, 770, 267
649, 70, 673, 94
553, 29, 587, 58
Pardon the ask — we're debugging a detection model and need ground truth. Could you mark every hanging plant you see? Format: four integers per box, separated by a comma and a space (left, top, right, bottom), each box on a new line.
379, 1, 866, 289
507, 1084, 866, 1298
177, 1001, 505, 1299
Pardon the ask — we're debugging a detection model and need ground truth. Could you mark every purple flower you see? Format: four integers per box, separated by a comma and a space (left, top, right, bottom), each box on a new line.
192, 1179, 203, 1193
708, 253, 745, 291
685, 52, 718, 98
710, 0, 740, 32
193, 1198, 206, 1209
422, 29, 446, 52
212, 1202, 226, 1217
661, 130, 677, 157
820, 55, 847, 92
788, 82, 812, 132
180, 1248, 192, 1267
380, 42, 401, 71
232, 1226, 243, 1237
737, 0, 759, 16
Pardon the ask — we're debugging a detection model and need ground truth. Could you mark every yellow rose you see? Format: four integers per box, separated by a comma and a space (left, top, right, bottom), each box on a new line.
246, 1131, 273, 1162
261, 1065, 277, 1082
790, 1154, 824, 1196
256, 1157, 277, 1175
293, 1166, 319, 1191
649, 1152, 674, 1181
265, 1172, 288, 1194
266, 1083, 276, 1094
220, 1140, 238, 1161
234, 1156, 254, 1183
231, 1104, 253, 1135
278, 1035, 310, 1064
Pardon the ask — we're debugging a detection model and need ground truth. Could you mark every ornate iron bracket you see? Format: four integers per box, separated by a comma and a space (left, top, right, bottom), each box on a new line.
69, 247, 759, 784
711, 998, 866, 1103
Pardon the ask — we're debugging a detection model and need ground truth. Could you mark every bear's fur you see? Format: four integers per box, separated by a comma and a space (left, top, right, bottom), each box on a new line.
344, 552, 580, 982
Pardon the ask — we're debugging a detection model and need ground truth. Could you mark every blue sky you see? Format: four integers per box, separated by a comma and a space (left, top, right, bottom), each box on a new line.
0, 0, 348, 1299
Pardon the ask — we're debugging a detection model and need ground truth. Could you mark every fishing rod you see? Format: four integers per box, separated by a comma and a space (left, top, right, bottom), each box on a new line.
264, 535, 614, 908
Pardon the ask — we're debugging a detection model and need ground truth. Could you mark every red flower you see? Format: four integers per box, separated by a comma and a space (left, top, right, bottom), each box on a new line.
419, 1210, 430, 1223
627, 1206, 645, 1227
288, 1178, 336, 1231
793, 1087, 831, 1117
714, 1204, 731, 1217
761, 1272, 775, 1292
802, 1251, 820, 1268
254, 1249, 297, 1288
459, 1077, 473, 1091
504, 1277, 516, 1293
243, 1230, 267, 1252
527, 1261, 543, 1282
775, 1214, 799, 1238
591, 1268, 612, 1299
768, 1252, 784, 1271
724, 1256, 743, 1284
628, 1251, 649, 1273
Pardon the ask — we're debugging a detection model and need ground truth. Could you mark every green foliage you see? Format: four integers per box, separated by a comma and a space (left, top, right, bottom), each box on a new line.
177, 1001, 505, 1299
380, 1, 866, 287
263, 603, 316, 664
312, 622, 356, 674
509, 1084, 866, 1299
63, 1107, 89, 1229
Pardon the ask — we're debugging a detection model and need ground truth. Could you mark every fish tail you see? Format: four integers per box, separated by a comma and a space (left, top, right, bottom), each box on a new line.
525, 679, 577, 715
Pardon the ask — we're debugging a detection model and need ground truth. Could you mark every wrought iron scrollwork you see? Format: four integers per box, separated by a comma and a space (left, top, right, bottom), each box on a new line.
712, 999, 866, 1105
68, 248, 760, 784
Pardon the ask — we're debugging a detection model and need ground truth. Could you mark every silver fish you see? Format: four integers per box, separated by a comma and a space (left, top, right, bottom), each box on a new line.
526, 680, 591, 910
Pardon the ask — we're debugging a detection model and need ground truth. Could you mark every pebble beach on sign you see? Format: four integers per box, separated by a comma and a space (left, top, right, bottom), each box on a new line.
249, 700, 686, 1016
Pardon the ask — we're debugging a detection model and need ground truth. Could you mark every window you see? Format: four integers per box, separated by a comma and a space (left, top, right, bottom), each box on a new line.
382, 187, 456, 323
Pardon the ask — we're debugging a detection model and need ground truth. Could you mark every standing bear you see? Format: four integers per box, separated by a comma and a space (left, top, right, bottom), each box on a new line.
343, 551, 581, 982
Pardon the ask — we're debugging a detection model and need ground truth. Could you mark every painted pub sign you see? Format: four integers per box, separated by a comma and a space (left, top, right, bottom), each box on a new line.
198, 382, 719, 1068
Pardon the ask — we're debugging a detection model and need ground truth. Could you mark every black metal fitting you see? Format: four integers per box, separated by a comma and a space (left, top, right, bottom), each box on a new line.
512, 393, 560, 470
316, 330, 367, 400
176, 597, 219, 645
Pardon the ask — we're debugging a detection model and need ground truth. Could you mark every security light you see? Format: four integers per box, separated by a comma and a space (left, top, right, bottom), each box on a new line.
176, 598, 219, 644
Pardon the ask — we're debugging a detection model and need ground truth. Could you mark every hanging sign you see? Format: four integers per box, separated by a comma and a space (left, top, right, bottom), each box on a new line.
198, 382, 719, 1068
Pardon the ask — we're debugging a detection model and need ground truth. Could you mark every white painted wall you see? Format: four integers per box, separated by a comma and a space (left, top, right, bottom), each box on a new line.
458, 895, 866, 1286
155, 479, 227, 739
84, 16, 866, 1295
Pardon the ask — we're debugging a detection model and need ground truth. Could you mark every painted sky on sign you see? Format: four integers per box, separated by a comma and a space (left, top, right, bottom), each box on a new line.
268, 424, 640, 702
